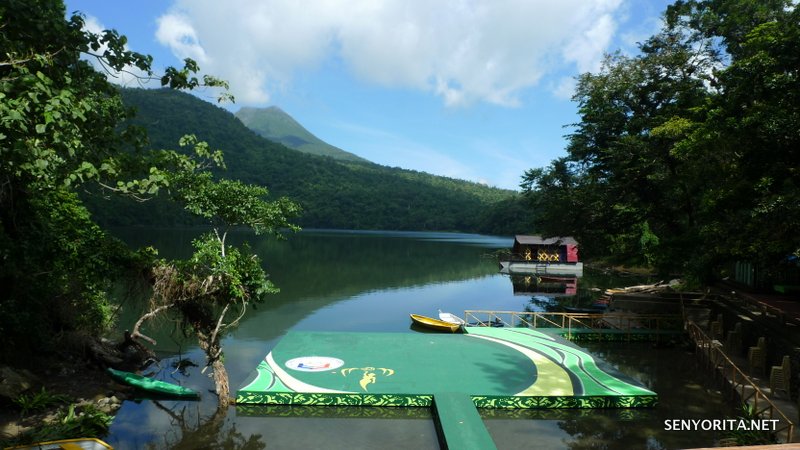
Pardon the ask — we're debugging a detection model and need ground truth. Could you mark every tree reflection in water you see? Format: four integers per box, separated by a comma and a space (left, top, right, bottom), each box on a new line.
144, 402, 265, 450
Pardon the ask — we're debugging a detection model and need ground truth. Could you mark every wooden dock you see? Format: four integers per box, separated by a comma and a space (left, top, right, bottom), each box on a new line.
687, 321, 797, 443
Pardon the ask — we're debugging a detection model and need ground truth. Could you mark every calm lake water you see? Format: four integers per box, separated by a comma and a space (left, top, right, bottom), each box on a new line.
105, 228, 736, 449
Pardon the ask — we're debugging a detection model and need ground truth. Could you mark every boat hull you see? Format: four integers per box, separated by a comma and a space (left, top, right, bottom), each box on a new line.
499, 261, 584, 276
438, 311, 466, 325
107, 368, 200, 398
410, 314, 461, 333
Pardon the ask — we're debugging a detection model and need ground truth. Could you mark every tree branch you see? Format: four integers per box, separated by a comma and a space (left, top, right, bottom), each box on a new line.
132, 303, 177, 345
96, 180, 153, 202
209, 303, 230, 354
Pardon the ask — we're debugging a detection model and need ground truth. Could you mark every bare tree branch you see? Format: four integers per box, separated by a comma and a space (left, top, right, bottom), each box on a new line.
132, 302, 177, 345
209, 303, 230, 355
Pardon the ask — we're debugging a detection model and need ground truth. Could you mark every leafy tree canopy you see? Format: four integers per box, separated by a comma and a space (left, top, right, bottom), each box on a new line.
0, 0, 298, 391
523, 0, 800, 282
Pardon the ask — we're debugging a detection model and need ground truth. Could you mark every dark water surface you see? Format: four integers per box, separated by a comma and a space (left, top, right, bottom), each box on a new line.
105, 228, 734, 449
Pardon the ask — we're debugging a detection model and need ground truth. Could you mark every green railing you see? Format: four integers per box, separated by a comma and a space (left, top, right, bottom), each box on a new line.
462, 310, 683, 339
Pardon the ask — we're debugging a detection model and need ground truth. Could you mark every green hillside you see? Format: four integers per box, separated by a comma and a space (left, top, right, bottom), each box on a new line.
89, 88, 525, 233
235, 106, 367, 162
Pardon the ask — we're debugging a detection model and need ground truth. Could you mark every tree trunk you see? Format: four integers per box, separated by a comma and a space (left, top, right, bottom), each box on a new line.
197, 331, 231, 407
211, 356, 230, 408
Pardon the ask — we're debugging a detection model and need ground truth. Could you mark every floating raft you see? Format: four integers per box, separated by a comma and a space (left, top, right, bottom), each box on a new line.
236, 327, 656, 409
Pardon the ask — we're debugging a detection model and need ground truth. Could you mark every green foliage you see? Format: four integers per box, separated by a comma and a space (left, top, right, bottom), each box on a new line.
13, 388, 70, 416
523, 0, 800, 281
0, 0, 240, 362
3, 403, 112, 447
181, 234, 278, 303
42, 404, 113, 441
0, 188, 127, 355
720, 404, 777, 446
174, 174, 300, 235
475, 194, 536, 235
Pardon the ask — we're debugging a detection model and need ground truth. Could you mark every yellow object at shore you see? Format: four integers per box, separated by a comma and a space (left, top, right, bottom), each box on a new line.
410, 314, 462, 332
5, 438, 112, 450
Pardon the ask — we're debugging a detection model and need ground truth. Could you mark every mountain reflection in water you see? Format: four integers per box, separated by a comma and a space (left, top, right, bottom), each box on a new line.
104, 229, 734, 450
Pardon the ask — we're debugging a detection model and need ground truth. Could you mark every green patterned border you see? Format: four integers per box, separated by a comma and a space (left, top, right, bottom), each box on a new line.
236, 392, 433, 407
479, 407, 649, 420
237, 392, 658, 410
471, 395, 658, 409
236, 404, 433, 418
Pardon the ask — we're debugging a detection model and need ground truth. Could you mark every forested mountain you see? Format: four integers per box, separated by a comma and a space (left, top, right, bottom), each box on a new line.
235, 106, 368, 162
90, 88, 526, 233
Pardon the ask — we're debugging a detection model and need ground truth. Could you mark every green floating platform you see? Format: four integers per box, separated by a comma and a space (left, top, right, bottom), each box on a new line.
236, 327, 656, 409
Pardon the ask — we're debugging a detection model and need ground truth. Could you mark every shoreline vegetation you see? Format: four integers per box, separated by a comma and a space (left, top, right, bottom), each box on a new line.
1, 357, 124, 446
2, 0, 799, 447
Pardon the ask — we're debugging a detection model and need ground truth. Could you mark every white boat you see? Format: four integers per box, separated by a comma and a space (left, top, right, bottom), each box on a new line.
438, 309, 466, 325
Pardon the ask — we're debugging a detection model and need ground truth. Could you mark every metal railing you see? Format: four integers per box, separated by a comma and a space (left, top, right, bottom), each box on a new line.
686, 321, 795, 443
462, 310, 683, 338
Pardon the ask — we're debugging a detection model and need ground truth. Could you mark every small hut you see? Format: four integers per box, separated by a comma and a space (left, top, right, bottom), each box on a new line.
511, 235, 579, 263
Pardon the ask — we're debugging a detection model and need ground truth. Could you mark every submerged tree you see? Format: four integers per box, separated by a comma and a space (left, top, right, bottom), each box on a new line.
130, 136, 300, 406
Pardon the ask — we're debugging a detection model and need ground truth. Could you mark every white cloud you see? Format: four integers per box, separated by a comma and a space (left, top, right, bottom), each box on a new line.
155, 14, 208, 64
156, 0, 625, 106
552, 76, 577, 100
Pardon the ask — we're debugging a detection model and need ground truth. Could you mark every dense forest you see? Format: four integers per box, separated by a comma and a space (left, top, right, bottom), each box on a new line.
85, 88, 528, 233
523, 0, 800, 284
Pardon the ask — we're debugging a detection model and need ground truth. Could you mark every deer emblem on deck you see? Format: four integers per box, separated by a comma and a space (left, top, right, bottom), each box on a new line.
340, 367, 395, 392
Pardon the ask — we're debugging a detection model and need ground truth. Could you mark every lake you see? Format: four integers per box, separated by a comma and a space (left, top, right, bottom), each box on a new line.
104, 228, 736, 449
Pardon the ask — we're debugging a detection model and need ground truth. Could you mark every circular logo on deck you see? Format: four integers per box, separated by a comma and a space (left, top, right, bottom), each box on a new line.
285, 356, 344, 372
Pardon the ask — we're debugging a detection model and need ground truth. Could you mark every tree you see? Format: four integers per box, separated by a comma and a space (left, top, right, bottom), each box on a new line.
0, 0, 299, 403
523, 28, 714, 271
0, 0, 175, 357
670, 1, 800, 274
523, 0, 800, 282
130, 137, 300, 407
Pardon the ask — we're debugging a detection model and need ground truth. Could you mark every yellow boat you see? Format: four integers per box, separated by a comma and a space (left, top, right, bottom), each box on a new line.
410, 314, 462, 333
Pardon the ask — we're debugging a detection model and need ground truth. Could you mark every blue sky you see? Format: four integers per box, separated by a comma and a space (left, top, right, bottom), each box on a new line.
65, 0, 674, 190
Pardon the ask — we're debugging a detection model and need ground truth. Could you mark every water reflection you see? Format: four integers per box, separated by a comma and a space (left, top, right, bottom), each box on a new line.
483, 343, 732, 449
510, 269, 657, 313
108, 398, 438, 450
510, 274, 578, 296
104, 229, 733, 450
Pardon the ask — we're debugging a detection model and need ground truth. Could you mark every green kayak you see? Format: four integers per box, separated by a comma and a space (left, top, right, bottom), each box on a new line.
107, 368, 200, 399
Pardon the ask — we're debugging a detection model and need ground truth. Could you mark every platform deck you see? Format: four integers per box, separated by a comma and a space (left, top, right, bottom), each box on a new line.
236, 327, 656, 409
